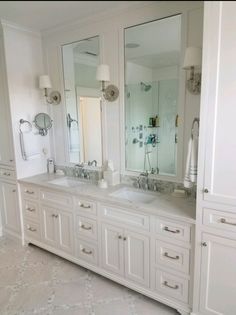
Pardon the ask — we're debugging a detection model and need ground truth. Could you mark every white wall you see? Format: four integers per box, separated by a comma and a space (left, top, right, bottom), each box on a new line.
42, 1, 203, 181
2, 23, 50, 179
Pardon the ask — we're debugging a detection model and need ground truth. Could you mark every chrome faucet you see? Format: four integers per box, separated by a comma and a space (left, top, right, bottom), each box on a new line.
88, 160, 97, 167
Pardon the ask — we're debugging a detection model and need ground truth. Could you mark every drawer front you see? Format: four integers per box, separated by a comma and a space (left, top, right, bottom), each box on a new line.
24, 220, 41, 240
155, 269, 189, 304
23, 199, 39, 221
155, 218, 191, 243
76, 238, 98, 266
75, 198, 97, 216
41, 190, 73, 208
203, 208, 236, 233
101, 204, 150, 231
156, 240, 190, 274
21, 185, 39, 200
0, 168, 16, 180
77, 216, 97, 240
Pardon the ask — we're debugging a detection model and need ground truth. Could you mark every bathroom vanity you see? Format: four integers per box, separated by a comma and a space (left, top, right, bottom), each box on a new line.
19, 173, 195, 315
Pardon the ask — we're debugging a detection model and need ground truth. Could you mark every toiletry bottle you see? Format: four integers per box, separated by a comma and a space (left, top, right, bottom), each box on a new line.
47, 158, 55, 174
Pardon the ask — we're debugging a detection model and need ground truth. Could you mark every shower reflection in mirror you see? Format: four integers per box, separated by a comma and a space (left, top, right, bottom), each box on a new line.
62, 36, 102, 166
124, 15, 181, 176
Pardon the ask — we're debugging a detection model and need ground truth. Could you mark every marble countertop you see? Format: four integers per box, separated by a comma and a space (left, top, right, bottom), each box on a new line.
18, 173, 196, 224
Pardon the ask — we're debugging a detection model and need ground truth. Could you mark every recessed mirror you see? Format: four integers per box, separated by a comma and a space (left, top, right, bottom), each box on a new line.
124, 15, 181, 176
61, 36, 102, 166
34, 113, 52, 136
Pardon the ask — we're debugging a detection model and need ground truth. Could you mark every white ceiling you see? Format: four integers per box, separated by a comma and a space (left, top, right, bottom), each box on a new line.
0, 1, 144, 31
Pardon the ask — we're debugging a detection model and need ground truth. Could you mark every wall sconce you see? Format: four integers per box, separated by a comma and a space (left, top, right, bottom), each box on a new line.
96, 64, 119, 102
183, 47, 202, 95
39, 75, 61, 105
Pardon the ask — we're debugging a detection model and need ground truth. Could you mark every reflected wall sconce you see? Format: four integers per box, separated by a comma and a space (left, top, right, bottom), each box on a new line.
96, 64, 119, 102
39, 75, 61, 105
183, 47, 202, 95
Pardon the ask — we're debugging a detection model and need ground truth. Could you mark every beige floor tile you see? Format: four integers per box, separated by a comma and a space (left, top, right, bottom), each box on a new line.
26, 245, 58, 266
0, 267, 20, 287
53, 280, 88, 306
21, 263, 55, 285
0, 250, 26, 269
94, 300, 131, 315
134, 296, 177, 315
0, 287, 12, 308
52, 306, 90, 315
55, 260, 87, 283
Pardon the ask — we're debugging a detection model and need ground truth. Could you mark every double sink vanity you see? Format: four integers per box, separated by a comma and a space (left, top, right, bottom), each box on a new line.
19, 173, 195, 315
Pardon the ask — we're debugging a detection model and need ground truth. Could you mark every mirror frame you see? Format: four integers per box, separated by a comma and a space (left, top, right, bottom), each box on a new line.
119, 13, 187, 183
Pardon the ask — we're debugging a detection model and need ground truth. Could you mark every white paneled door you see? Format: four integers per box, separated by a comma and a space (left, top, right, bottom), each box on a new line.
41, 206, 58, 248
200, 233, 236, 315
57, 209, 73, 254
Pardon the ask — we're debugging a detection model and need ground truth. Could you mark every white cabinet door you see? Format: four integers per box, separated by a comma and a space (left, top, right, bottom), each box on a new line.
200, 233, 236, 315
57, 209, 74, 254
0, 182, 20, 233
124, 230, 149, 287
0, 36, 14, 166
101, 223, 124, 276
41, 206, 57, 248
201, 2, 236, 206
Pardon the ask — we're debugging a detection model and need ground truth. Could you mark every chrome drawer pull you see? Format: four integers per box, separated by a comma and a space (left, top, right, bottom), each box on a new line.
26, 207, 35, 212
81, 224, 92, 230
52, 214, 58, 218
220, 218, 236, 226
25, 190, 34, 194
164, 252, 180, 260
164, 226, 180, 234
3, 172, 11, 176
82, 248, 92, 255
163, 281, 179, 290
28, 226, 37, 232
79, 203, 91, 209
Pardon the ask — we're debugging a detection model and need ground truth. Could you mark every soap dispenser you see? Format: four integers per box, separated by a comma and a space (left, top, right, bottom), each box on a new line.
47, 158, 55, 174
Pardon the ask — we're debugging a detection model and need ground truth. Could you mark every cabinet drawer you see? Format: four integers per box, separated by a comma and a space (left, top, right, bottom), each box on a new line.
0, 168, 16, 180
75, 238, 98, 266
155, 218, 191, 243
76, 216, 97, 240
40, 190, 73, 208
24, 220, 41, 240
75, 198, 97, 216
156, 240, 190, 274
21, 185, 39, 200
100, 204, 150, 231
155, 269, 189, 304
203, 208, 236, 233
23, 199, 39, 221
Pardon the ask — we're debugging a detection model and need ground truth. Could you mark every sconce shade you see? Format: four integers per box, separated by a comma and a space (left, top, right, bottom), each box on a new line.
183, 47, 202, 69
39, 75, 52, 89
96, 64, 110, 81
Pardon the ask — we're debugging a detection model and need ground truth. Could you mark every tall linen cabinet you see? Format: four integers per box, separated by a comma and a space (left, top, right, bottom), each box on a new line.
193, 2, 236, 315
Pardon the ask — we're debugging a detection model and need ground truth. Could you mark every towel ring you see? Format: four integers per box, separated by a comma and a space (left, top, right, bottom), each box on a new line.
191, 118, 199, 139
19, 119, 32, 132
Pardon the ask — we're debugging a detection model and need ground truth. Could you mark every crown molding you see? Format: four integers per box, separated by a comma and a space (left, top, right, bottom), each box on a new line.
0, 19, 41, 37
41, 1, 156, 37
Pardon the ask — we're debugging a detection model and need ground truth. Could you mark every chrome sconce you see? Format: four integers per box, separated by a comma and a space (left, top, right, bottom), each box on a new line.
96, 64, 119, 102
183, 47, 202, 95
39, 75, 61, 105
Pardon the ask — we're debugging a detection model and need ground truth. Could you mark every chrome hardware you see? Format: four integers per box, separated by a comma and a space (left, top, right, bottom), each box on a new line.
25, 190, 34, 194
118, 235, 122, 239
81, 224, 92, 230
26, 207, 35, 212
164, 226, 180, 234
79, 203, 91, 209
3, 172, 11, 176
82, 248, 92, 255
9, 159, 14, 162
204, 188, 209, 193
28, 226, 37, 232
52, 214, 58, 218
12, 189, 16, 193
163, 281, 179, 290
123, 237, 127, 241
201, 242, 207, 247
220, 218, 236, 226
164, 252, 180, 260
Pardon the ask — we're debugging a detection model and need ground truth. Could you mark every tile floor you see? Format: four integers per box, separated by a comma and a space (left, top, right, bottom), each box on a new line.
0, 237, 178, 315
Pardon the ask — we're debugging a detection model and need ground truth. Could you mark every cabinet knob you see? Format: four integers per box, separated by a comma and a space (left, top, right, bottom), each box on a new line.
201, 242, 207, 247
203, 188, 209, 193
12, 189, 16, 193
123, 237, 127, 241
9, 159, 14, 162
118, 235, 122, 239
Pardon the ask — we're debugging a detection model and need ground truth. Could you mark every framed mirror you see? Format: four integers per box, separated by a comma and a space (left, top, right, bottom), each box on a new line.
34, 113, 52, 136
61, 36, 102, 166
124, 15, 182, 177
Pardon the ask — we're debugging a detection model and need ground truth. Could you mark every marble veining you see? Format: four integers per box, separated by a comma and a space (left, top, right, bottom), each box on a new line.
0, 237, 178, 315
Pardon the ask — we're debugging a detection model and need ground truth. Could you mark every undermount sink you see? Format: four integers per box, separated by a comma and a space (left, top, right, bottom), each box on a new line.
48, 177, 85, 188
109, 187, 159, 204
